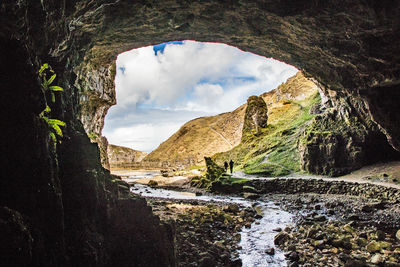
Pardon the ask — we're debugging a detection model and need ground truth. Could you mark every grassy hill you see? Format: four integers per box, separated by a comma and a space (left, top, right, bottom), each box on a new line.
213, 71, 321, 176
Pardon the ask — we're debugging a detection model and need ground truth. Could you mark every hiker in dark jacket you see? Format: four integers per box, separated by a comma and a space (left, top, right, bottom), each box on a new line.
229, 159, 234, 174
224, 161, 228, 172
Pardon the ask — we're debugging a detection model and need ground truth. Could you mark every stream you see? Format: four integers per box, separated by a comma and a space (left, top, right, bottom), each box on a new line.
127, 171, 294, 267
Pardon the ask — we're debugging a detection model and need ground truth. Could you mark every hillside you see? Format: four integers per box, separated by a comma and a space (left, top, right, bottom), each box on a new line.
141, 71, 319, 170
141, 105, 246, 169
213, 71, 320, 176
107, 144, 148, 169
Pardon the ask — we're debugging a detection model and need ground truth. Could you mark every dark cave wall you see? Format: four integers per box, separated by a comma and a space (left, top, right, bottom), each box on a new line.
0, 1, 176, 266
0, 0, 399, 266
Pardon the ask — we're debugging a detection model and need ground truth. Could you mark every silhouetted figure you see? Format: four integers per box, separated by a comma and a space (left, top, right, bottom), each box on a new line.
224, 161, 228, 172
229, 159, 234, 174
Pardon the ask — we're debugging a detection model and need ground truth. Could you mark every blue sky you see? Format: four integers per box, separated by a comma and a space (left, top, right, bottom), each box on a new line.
103, 41, 297, 152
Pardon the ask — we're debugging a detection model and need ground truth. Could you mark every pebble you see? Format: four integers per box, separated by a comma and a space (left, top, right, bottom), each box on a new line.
370, 254, 383, 264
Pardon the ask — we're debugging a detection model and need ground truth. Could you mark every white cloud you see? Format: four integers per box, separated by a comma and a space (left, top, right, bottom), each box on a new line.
104, 41, 298, 151
105, 123, 184, 152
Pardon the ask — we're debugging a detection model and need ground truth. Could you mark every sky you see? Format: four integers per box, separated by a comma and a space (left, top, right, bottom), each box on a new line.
103, 41, 297, 152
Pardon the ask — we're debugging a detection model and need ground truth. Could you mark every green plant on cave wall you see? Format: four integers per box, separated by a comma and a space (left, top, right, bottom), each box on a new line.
38, 63, 66, 150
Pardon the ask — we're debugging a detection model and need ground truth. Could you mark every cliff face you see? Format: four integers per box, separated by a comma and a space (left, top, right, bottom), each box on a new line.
1, 0, 400, 265
142, 105, 245, 169
108, 144, 147, 169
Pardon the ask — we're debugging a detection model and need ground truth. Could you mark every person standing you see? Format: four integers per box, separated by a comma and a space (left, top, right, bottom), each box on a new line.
224, 161, 228, 172
229, 159, 234, 174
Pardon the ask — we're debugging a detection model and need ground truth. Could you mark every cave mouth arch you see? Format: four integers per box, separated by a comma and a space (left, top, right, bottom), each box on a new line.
102, 40, 299, 156
74, 0, 400, 174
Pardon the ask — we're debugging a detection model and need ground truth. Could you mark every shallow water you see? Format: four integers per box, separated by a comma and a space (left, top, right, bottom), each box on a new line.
127, 171, 293, 267
239, 202, 292, 266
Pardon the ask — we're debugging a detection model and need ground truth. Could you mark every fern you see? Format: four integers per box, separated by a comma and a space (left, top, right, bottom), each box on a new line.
38, 63, 66, 150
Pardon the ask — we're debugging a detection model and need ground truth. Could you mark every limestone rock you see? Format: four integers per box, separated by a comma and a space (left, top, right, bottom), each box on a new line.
242, 96, 268, 137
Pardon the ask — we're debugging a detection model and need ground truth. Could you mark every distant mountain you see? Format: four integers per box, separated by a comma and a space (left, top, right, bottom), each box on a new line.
107, 144, 148, 169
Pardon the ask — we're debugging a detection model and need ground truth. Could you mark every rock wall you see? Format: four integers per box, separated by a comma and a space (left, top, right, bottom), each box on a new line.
0, 2, 175, 266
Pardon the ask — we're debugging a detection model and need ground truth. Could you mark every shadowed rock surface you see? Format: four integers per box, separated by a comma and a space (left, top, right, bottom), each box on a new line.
1, 0, 400, 266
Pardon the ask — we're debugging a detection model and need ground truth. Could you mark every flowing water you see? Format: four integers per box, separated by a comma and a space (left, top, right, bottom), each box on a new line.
128, 171, 293, 267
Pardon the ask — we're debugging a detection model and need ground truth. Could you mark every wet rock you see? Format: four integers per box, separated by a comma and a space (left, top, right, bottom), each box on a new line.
265, 247, 275, 255
274, 232, 290, 245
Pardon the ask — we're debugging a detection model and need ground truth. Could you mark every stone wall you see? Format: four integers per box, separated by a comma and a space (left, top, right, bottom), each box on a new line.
251, 179, 400, 202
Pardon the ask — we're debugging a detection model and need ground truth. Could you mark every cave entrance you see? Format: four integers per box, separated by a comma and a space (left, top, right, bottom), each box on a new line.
102, 40, 304, 170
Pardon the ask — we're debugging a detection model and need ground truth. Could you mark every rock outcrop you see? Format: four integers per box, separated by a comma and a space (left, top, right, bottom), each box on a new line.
242, 96, 268, 138
107, 144, 147, 169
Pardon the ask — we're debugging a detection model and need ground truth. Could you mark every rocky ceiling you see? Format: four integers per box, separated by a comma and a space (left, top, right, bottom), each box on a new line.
2, 0, 399, 150
60, 0, 400, 152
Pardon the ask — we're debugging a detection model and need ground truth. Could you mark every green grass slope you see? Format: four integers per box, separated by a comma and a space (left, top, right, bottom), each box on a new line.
213, 74, 321, 177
